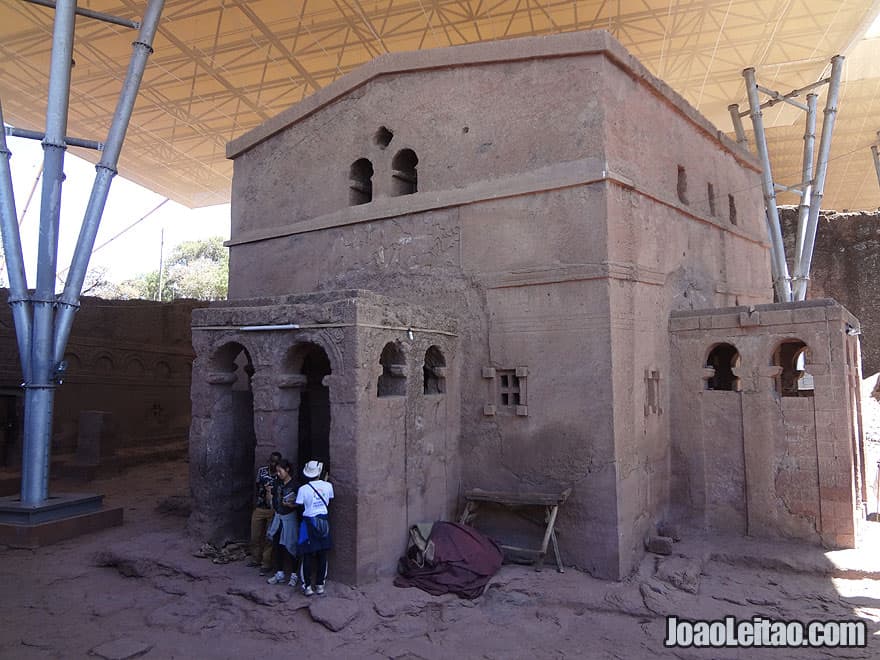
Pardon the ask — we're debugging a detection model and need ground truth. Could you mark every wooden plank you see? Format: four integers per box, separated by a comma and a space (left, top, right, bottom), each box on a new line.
464, 487, 571, 507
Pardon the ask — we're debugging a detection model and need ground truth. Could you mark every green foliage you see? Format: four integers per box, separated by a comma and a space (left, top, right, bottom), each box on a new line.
114, 236, 228, 301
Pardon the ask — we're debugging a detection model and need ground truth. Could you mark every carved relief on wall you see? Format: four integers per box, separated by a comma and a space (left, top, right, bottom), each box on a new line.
333, 212, 460, 275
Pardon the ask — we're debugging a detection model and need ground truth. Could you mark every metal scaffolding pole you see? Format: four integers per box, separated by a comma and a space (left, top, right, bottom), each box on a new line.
742, 67, 793, 302
0, 102, 33, 383
0, 0, 165, 507
54, 0, 165, 366
20, 0, 77, 506
728, 104, 748, 147
791, 93, 818, 295
792, 55, 845, 302
734, 57, 844, 303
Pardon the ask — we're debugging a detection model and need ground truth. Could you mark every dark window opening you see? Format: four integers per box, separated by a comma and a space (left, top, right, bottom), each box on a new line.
392, 149, 418, 196
350, 158, 374, 205
374, 126, 394, 149
498, 370, 521, 406
645, 369, 662, 415
677, 166, 689, 205
423, 346, 446, 395
297, 345, 332, 475
774, 340, 813, 397
707, 183, 716, 216
378, 342, 406, 397
729, 194, 737, 225
706, 343, 740, 391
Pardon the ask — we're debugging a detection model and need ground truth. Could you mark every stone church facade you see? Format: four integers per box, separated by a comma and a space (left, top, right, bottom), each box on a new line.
189, 31, 867, 584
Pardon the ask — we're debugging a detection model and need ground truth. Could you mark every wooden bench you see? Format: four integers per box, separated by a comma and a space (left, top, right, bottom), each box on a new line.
458, 487, 571, 572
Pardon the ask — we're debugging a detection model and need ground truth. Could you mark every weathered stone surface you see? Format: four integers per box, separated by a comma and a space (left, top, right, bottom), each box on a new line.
0, 292, 204, 462
655, 557, 702, 594
227, 585, 293, 606
645, 536, 674, 556
656, 522, 681, 542
156, 495, 191, 517
89, 638, 153, 660
308, 596, 361, 632
187, 30, 865, 588
780, 206, 880, 375
669, 300, 863, 551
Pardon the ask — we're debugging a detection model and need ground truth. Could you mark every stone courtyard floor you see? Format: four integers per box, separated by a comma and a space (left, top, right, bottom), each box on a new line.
1, 458, 879, 660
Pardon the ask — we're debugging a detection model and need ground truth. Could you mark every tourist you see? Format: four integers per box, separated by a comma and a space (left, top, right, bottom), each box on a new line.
266, 459, 301, 586
296, 460, 334, 596
248, 451, 280, 575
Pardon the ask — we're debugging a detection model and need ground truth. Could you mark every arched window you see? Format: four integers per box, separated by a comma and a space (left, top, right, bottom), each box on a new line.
677, 165, 688, 205
423, 346, 446, 395
377, 342, 406, 397
773, 340, 813, 397
391, 149, 418, 196
350, 158, 373, 205
705, 343, 740, 391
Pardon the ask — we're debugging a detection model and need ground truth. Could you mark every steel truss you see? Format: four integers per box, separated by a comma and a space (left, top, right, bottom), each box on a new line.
0, 0, 165, 506
729, 57, 844, 303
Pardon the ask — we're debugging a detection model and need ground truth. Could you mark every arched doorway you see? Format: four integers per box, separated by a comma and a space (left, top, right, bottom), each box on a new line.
284, 343, 332, 476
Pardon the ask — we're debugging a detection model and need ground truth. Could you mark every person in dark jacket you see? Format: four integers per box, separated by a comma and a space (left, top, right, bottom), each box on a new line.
266, 459, 301, 586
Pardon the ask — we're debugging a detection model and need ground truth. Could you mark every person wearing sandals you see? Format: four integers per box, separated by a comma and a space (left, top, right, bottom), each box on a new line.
295, 460, 334, 596
265, 459, 301, 587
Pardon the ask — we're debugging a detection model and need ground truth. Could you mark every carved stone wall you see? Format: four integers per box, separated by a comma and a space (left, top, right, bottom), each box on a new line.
0, 291, 204, 466
669, 299, 865, 548
223, 31, 774, 581
189, 291, 458, 584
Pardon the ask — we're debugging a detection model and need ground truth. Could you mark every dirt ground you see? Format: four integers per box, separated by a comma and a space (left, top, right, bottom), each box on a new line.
1, 457, 879, 660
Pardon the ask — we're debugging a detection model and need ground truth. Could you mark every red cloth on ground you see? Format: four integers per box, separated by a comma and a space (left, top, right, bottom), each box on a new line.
394, 522, 503, 599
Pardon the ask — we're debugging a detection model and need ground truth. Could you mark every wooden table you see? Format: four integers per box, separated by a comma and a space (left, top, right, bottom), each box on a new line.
458, 487, 571, 572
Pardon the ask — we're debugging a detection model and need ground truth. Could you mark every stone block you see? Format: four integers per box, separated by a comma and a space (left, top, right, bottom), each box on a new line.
738, 309, 760, 327
657, 521, 681, 541
759, 309, 793, 325
75, 411, 115, 466
645, 535, 673, 555
791, 306, 827, 323
669, 316, 700, 332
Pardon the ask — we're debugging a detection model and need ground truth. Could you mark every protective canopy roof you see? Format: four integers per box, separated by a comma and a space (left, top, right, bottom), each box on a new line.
1, 0, 879, 209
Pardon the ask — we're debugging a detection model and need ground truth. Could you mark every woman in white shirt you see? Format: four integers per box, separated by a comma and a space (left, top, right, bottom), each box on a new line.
295, 460, 334, 596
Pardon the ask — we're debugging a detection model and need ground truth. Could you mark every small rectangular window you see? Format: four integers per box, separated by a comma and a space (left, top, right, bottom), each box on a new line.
484, 366, 529, 416
497, 370, 521, 407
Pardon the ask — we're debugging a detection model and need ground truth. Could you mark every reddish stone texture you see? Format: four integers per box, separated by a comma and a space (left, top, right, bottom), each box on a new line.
669, 300, 865, 549
0, 291, 204, 467
780, 206, 880, 376
200, 31, 865, 584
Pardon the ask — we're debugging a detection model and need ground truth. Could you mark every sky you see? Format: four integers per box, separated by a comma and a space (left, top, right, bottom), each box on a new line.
4, 133, 230, 289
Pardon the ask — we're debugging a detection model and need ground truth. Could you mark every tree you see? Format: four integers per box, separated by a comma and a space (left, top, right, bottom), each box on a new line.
115, 236, 228, 301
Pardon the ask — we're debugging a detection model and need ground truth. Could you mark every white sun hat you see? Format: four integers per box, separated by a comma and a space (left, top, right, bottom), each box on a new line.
303, 460, 323, 479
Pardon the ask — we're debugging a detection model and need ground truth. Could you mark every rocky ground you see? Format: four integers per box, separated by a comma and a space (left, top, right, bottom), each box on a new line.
1, 457, 879, 660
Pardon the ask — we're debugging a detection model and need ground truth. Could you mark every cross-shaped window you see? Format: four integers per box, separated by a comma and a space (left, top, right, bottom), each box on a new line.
498, 370, 521, 406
